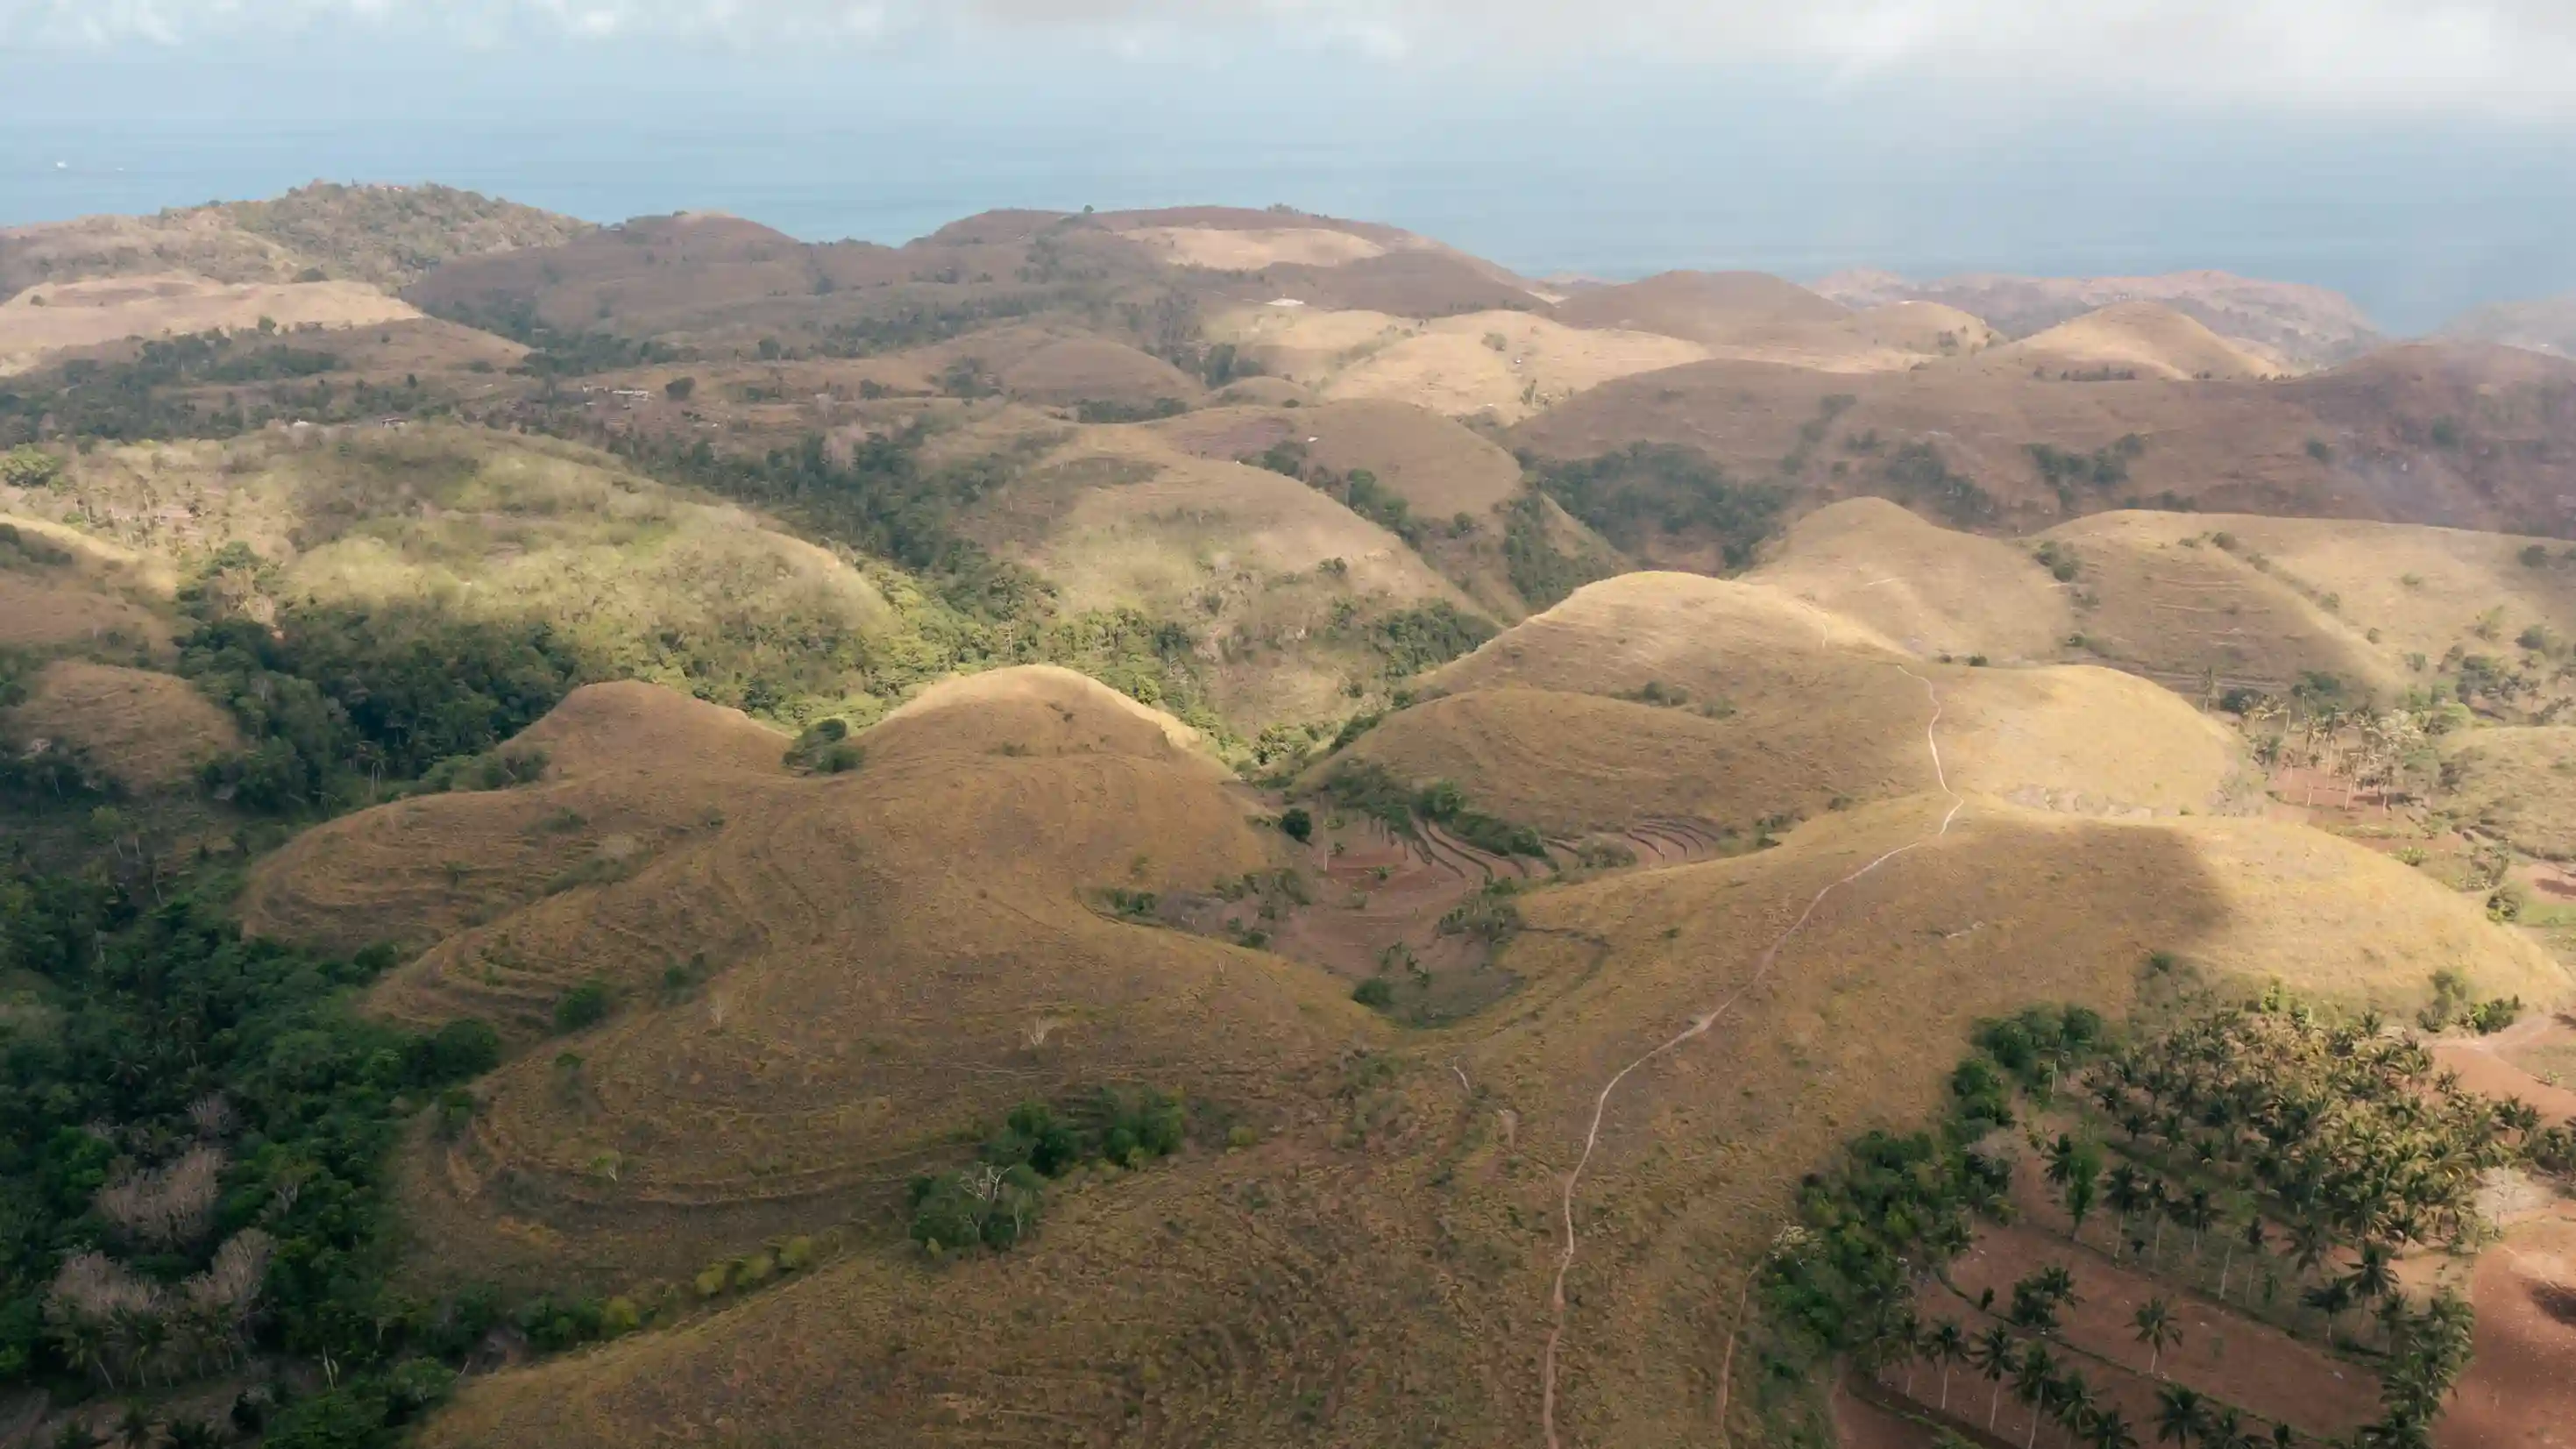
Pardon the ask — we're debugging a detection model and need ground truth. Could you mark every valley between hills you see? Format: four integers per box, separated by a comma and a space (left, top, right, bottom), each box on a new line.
3, 185, 2575, 1449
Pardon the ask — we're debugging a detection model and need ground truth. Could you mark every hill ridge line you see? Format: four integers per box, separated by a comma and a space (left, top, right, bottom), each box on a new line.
1538, 664, 1964, 1449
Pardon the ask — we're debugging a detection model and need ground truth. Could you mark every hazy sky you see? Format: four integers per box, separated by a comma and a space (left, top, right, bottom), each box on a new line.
5, 1, 2574, 330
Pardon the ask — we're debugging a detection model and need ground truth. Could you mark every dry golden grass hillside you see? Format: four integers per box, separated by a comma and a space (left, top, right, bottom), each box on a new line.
415, 781, 2562, 1449
0, 182, 595, 299
1551, 272, 1991, 371
1986, 300, 2280, 380
337, 670, 1369, 1286
9, 426, 906, 708
240, 682, 791, 956
1153, 398, 1523, 517
0, 273, 422, 373
1208, 304, 1710, 422
1, 660, 240, 790
1815, 267, 2384, 368
1513, 340, 2576, 536
0, 514, 170, 650
958, 423, 1487, 727
2043, 509, 2576, 697
2438, 727, 2576, 859
1330, 571, 2239, 833
1747, 496, 2074, 660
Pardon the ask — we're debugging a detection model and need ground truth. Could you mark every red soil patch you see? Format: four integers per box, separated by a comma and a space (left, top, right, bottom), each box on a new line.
1937, 1219, 2381, 1439
2436, 1216, 2576, 1449
2431, 1014, 2576, 1126
1835, 1377, 1949, 1449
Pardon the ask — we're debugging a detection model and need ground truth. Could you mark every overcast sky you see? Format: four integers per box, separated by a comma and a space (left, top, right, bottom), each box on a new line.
5, 0, 2573, 329
12, 0, 2576, 116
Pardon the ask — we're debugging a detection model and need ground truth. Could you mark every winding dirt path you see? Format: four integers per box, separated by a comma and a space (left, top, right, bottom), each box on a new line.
1539, 666, 1964, 1449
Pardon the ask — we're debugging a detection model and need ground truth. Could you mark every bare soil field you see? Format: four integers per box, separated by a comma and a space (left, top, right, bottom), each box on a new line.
2438, 1213, 2576, 1448
1940, 1219, 2380, 1438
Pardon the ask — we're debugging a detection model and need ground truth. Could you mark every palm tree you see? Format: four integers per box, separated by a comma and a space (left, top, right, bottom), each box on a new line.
2204, 1407, 2254, 1449
2155, 1384, 2208, 1448
2182, 1188, 2218, 1265
2015, 1344, 2061, 1449
1926, 1319, 1968, 1411
2345, 1241, 2398, 1338
2106, 1165, 2148, 1261
2228, 1214, 2268, 1303
2303, 1277, 2356, 1346
2054, 1370, 2100, 1449
2091, 1408, 2141, 1449
1972, 1326, 2019, 1430
2133, 1296, 2182, 1376
113, 1408, 154, 1449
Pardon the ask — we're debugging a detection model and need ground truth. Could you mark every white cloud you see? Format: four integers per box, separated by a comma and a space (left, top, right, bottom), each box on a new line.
8, 0, 2576, 118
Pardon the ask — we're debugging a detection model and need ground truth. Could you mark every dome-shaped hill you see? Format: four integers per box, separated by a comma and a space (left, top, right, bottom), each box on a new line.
1551, 270, 1852, 343
415, 792, 2567, 1449
992, 335, 1203, 407
240, 683, 791, 955
1748, 496, 2073, 660
869, 664, 1215, 764
3, 661, 240, 792
1852, 300, 2001, 355
1149, 397, 1522, 517
1212, 304, 1709, 423
373, 671, 1366, 1286
514, 680, 795, 779
1329, 571, 2239, 835
1991, 300, 2278, 380
955, 425, 1483, 727
1430, 570, 1908, 696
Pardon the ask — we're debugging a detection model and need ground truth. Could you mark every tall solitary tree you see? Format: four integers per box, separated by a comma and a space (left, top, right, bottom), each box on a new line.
1972, 1325, 2019, 1430
2154, 1384, 2209, 1448
1926, 1319, 1968, 1410
2132, 1296, 2182, 1377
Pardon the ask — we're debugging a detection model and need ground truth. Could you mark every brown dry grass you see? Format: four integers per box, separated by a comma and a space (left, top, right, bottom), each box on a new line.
1510, 342, 2576, 537
1749, 497, 2074, 661
0, 273, 420, 373
0, 513, 170, 650
962, 423, 1485, 727
1334, 569, 2239, 835
240, 682, 787, 956
1550, 273, 1979, 372
2439, 727, 2576, 860
2046, 508, 2576, 698
3, 661, 239, 790
1124, 225, 1392, 270
350, 671, 1372, 1289
1152, 398, 1523, 517
1985, 301, 2281, 380
406, 742, 2566, 1449
1210, 304, 1711, 422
